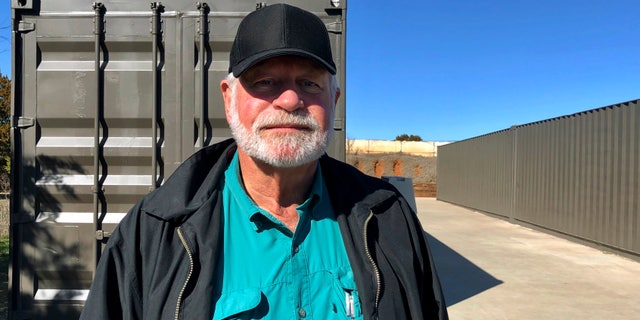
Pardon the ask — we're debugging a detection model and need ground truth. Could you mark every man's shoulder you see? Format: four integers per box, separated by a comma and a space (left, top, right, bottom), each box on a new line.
173, 139, 237, 176
320, 155, 395, 190
319, 155, 403, 213
136, 139, 237, 221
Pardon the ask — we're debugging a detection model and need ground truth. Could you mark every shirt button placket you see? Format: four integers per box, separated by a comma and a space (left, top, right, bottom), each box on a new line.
298, 307, 307, 318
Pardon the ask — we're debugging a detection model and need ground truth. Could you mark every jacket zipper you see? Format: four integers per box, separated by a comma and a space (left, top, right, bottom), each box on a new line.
363, 210, 381, 316
175, 227, 194, 320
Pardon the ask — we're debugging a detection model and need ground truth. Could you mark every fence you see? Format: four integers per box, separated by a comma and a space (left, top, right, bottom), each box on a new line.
437, 99, 640, 257
347, 139, 449, 157
0, 197, 7, 236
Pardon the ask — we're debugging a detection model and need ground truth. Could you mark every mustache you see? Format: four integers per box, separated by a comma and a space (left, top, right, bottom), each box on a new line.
253, 111, 321, 131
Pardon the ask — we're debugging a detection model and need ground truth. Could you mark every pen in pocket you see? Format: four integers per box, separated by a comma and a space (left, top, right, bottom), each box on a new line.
345, 291, 355, 319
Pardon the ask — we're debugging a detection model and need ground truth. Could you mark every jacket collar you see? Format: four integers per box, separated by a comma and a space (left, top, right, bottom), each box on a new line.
319, 154, 399, 217
140, 139, 399, 222
141, 139, 237, 222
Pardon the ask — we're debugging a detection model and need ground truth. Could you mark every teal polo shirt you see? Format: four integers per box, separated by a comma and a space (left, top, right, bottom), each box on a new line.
212, 152, 362, 320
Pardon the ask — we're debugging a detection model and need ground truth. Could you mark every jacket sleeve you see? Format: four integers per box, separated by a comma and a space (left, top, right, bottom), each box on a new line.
365, 193, 449, 320
395, 196, 449, 320
79, 203, 144, 320
409, 203, 449, 320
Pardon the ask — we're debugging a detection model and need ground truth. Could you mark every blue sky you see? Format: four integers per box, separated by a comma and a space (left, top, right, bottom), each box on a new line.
0, 3, 8, 77
347, 0, 640, 141
1, 1, 639, 141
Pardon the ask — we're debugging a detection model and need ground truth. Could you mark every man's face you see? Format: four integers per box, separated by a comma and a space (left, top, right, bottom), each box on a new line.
221, 56, 340, 168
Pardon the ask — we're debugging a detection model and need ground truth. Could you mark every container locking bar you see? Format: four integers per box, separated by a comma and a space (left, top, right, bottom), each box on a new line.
197, 2, 210, 147
150, 2, 164, 190
92, 2, 107, 268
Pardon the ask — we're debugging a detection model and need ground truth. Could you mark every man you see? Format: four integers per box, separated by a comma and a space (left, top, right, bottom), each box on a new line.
81, 3, 447, 319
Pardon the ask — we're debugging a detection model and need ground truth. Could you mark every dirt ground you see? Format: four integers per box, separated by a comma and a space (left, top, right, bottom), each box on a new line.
346, 153, 437, 197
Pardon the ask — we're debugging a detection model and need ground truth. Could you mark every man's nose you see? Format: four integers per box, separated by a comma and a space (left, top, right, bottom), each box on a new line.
273, 88, 304, 112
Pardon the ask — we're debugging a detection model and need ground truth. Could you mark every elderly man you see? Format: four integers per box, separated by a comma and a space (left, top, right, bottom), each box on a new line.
81, 3, 447, 320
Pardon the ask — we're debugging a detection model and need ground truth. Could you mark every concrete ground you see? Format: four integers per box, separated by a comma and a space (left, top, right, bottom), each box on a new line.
416, 197, 640, 320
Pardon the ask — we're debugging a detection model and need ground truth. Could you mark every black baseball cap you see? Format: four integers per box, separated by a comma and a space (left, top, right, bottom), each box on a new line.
229, 3, 336, 77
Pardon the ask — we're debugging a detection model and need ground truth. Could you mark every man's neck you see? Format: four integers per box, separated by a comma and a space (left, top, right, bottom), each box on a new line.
237, 151, 318, 231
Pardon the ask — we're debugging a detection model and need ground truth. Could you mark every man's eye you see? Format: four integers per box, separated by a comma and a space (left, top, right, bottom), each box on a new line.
300, 80, 322, 93
248, 79, 280, 93
254, 79, 275, 87
301, 80, 317, 87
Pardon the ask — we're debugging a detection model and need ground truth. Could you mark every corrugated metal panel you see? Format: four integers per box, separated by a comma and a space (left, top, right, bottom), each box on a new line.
438, 99, 639, 256
516, 102, 640, 252
437, 129, 514, 218
10, 1, 347, 318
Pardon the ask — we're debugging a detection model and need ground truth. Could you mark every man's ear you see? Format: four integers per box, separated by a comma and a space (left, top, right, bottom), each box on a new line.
220, 79, 232, 123
334, 87, 341, 107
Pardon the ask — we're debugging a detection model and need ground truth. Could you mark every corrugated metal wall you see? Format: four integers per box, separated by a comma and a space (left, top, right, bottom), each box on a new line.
437, 99, 639, 256
437, 129, 514, 218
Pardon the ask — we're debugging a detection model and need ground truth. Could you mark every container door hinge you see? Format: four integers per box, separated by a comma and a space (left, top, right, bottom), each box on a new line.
15, 116, 35, 129
325, 21, 343, 34
95, 230, 111, 240
12, 0, 34, 10
18, 21, 35, 33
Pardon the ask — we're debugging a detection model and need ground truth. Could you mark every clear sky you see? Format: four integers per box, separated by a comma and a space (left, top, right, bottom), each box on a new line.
347, 0, 640, 141
1, 1, 639, 142
0, 4, 8, 77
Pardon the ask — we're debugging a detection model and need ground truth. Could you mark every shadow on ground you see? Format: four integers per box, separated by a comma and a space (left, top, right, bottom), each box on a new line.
426, 233, 503, 307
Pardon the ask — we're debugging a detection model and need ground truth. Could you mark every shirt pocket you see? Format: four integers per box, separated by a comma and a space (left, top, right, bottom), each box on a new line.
329, 268, 362, 320
212, 288, 264, 320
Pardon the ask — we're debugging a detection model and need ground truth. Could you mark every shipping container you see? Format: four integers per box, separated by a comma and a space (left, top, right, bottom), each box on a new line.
437, 99, 640, 258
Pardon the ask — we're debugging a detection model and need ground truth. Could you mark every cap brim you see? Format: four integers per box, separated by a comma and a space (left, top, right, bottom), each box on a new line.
231, 48, 337, 77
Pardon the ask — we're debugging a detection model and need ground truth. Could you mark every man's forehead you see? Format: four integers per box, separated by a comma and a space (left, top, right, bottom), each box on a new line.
241, 56, 328, 78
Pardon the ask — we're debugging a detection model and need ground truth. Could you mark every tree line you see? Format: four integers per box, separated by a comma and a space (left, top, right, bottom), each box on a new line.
0, 72, 9, 191
395, 134, 423, 142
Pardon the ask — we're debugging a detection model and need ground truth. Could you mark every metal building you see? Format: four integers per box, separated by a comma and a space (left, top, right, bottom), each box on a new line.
9, 1, 347, 318
438, 99, 639, 257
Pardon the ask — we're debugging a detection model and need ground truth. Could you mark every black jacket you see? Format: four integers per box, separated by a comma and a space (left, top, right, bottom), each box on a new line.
81, 139, 448, 319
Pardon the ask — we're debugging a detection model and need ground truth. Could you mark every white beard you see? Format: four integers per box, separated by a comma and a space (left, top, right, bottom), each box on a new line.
227, 91, 334, 168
